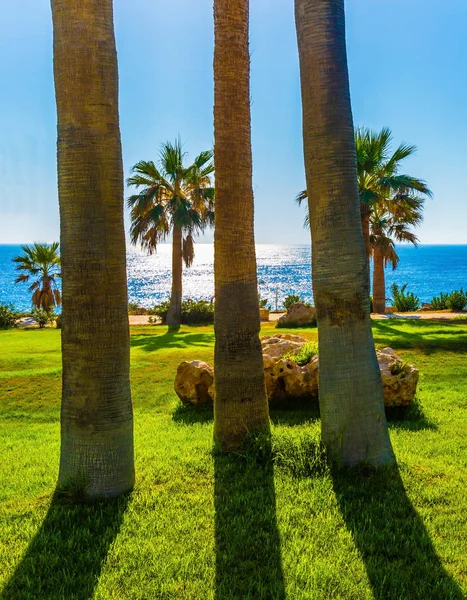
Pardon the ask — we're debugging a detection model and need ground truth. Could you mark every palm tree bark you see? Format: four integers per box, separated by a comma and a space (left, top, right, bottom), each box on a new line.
213, 0, 269, 450
295, 0, 394, 466
372, 246, 386, 314
51, 0, 134, 498
360, 202, 371, 262
166, 224, 183, 326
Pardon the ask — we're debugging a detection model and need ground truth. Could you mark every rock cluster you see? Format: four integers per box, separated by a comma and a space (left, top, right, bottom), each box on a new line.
174, 339, 419, 409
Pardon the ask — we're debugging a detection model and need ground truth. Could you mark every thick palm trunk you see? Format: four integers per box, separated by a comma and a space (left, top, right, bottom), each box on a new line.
295, 0, 394, 466
166, 224, 183, 326
51, 0, 134, 498
372, 246, 386, 314
213, 0, 269, 450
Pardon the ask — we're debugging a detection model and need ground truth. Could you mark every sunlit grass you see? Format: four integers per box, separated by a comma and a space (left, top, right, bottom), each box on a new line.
0, 321, 466, 598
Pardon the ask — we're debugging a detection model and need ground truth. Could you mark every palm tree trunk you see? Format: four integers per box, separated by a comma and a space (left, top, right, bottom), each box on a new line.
166, 224, 183, 326
51, 0, 134, 498
213, 0, 269, 450
295, 0, 394, 466
360, 202, 371, 262
372, 246, 386, 314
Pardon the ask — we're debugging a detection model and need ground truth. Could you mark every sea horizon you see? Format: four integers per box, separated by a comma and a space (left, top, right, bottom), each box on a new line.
1, 243, 466, 312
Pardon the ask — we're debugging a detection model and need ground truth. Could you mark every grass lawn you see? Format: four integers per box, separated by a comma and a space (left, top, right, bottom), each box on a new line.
1, 320, 466, 599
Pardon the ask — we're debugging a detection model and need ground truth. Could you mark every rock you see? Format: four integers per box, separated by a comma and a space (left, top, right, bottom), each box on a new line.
174, 360, 215, 406
421, 303, 433, 311
264, 354, 319, 403
377, 347, 419, 407
276, 302, 317, 327
261, 333, 308, 358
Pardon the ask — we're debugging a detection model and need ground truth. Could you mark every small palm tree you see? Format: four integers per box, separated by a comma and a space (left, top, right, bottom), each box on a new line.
371, 194, 424, 313
296, 127, 431, 258
13, 242, 61, 311
127, 139, 214, 326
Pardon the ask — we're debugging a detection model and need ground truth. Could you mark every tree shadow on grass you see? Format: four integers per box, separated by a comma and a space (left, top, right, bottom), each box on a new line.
172, 402, 214, 424
372, 320, 467, 355
214, 447, 286, 600
332, 465, 464, 600
131, 326, 214, 352
2, 492, 129, 600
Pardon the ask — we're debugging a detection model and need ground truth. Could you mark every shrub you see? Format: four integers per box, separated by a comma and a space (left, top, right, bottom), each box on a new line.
258, 294, 270, 309
391, 284, 420, 312
282, 341, 318, 366
55, 314, 62, 328
445, 289, 467, 312
128, 301, 149, 315
431, 292, 448, 311
32, 308, 55, 328
0, 303, 20, 329
283, 294, 301, 310
152, 299, 214, 325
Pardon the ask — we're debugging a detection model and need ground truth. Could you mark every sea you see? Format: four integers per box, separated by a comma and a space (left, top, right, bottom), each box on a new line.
1, 244, 466, 312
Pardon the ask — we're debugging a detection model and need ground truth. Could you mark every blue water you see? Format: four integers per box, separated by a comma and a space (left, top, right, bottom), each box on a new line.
1, 244, 466, 312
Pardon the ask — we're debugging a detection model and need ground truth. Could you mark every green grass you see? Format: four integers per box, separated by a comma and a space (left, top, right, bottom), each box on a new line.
1, 321, 466, 599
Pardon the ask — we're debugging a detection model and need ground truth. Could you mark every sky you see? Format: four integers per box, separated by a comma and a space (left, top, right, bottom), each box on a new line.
0, 0, 466, 245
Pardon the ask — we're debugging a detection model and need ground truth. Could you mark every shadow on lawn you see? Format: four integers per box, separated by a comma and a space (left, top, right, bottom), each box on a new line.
214, 448, 286, 600
372, 320, 467, 355
2, 492, 129, 600
332, 465, 464, 600
131, 325, 214, 353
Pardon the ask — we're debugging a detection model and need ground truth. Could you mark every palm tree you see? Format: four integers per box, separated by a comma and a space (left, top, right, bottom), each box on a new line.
296, 127, 431, 261
51, 0, 134, 498
213, 0, 269, 449
127, 139, 214, 326
295, 0, 394, 465
13, 242, 61, 311
371, 195, 424, 313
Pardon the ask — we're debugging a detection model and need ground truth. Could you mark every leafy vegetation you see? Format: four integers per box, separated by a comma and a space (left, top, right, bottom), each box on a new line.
31, 308, 55, 329
0, 321, 466, 598
0, 303, 20, 329
283, 294, 301, 310
391, 283, 421, 312
445, 289, 467, 311
282, 340, 318, 365
431, 292, 449, 311
151, 298, 214, 325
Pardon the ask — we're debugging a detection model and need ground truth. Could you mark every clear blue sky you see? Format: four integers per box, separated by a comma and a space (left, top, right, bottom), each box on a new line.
1, 0, 466, 244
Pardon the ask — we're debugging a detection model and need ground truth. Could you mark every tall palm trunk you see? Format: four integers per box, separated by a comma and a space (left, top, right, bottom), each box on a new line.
372, 246, 386, 314
166, 224, 183, 326
295, 0, 394, 466
213, 0, 269, 450
51, 0, 134, 498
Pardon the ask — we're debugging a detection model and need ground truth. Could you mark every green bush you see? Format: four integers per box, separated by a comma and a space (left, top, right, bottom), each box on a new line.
391, 284, 420, 312
32, 308, 55, 328
282, 341, 318, 365
152, 299, 214, 324
0, 303, 20, 329
283, 294, 301, 310
431, 292, 448, 311
128, 301, 149, 315
445, 289, 467, 312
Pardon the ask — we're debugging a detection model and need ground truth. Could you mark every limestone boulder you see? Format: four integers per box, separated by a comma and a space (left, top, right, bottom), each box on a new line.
377, 347, 419, 407
174, 360, 215, 406
261, 333, 308, 358
276, 302, 317, 327
264, 354, 319, 403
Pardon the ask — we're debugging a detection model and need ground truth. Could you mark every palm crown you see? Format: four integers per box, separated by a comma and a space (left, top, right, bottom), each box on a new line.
127, 139, 214, 267
13, 242, 61, 310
